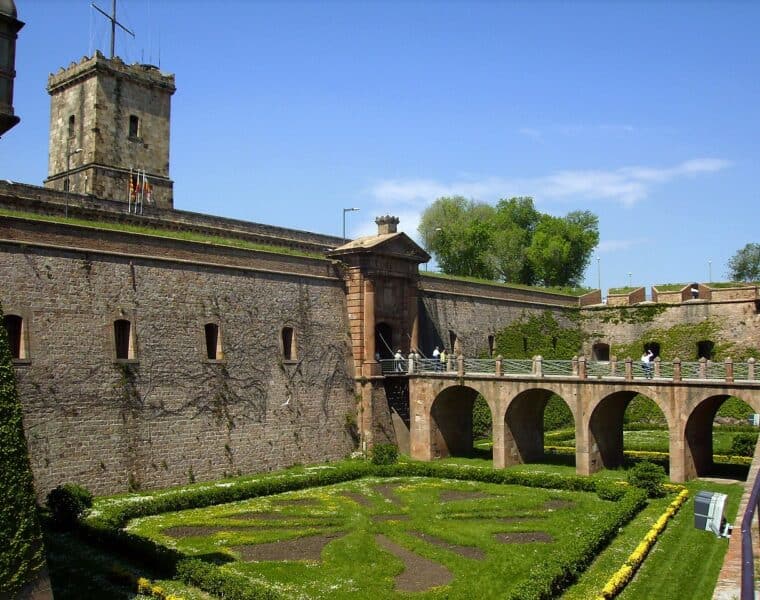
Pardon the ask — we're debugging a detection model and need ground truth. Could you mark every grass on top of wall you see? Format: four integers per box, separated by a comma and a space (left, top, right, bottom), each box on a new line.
420, 270, 590, 297
0, 208, 327, 260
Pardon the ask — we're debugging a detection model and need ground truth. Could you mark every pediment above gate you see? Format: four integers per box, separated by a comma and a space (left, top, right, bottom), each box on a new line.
328, 215, 430, 265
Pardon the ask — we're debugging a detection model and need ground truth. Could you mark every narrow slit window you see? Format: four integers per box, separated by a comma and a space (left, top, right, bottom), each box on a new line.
114, 319, 133, 360
205, 323, 221, 360
129, 115, 139, 138
522, 336, 528, 353
448, 330, 458, 355
68, 114, 75, 138
282, 327, 295, 361
487, 334, 495, 357
3, 314, 24, 359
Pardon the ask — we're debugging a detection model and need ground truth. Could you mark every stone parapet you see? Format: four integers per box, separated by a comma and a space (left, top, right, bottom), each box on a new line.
419, 274, 580, 307
0, 181, 344, 254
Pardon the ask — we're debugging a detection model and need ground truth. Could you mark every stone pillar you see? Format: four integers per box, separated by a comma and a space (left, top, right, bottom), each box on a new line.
653, 356, 661, 378
495, 355, 502, 377
749, 358, 756, 381
699, 357, 707, 379
533, 355, 543, 377
673, 358, 682, 382
362, 278, 379, 377
610, 356, 617, 376
625, 357, 633, 380
457, 354, 465, 377
578, 356, 587, 379
725, 357, 734, 383
571, 356, 579, 376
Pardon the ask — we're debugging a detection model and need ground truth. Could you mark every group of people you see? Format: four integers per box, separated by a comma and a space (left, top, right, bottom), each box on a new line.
384, 346, 451, 372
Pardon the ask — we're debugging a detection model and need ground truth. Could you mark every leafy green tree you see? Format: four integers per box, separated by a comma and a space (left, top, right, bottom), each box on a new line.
418, 196, 496, 279
419, 196, 598, 287
727, 243, 760, 282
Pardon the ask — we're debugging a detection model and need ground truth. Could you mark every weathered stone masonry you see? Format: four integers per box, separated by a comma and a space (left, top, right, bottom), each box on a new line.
1, 223, 357, 497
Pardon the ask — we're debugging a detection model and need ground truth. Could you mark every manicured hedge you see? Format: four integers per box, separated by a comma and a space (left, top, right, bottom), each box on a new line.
77, 460, 646, 599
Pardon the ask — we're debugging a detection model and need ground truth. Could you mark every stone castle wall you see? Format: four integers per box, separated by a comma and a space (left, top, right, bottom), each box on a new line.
582, 300, 760, 359
1, 236, 357, 497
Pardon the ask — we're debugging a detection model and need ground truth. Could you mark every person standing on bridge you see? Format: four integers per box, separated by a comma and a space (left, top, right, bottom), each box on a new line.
640, 349, 654, 378
439, 348, 448, 371
432, 346, 441, 371
394, 349, 404, 372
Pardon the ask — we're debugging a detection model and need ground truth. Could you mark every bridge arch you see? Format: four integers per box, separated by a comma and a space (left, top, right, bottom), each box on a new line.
427, 384, 490, 458
582, 388, 672, 473
498, 387, 575, 468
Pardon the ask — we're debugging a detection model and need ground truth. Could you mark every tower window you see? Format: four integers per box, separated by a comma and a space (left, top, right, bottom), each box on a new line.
3, 314, 27, 360
487, 334, 495, 357
282, 327, 296, 361
114, 319, 135, 360
129, 115, 139, 138
205, 323, 222, 360
68, 115, 75, 138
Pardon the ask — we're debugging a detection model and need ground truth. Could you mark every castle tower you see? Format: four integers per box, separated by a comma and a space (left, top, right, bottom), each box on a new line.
44, 51, 175, 209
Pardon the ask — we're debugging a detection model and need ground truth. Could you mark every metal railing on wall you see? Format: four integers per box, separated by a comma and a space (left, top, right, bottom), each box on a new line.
741, 466, 760, 598
378, 355, 758, 385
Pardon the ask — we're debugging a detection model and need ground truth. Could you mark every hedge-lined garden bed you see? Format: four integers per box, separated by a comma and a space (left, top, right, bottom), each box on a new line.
71, 461, 649, 600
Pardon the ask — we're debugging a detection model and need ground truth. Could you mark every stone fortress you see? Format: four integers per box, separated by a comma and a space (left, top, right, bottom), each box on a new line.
1, 42, 759, 500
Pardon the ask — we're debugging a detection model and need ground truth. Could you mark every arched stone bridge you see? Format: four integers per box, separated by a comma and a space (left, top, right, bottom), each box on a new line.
397, 356, 760, 482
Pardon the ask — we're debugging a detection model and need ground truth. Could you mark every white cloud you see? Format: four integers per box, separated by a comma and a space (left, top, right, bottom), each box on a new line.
368, 158, 732, 209
597, 238, 650, 253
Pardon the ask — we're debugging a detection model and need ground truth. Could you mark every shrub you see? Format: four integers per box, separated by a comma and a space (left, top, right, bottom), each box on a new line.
472, 394, 492, 438
627, 461, 666, 498
730, 432, 758, 457
595, 480, 626, 501
47, 483, 94, 528
370, 443, 399, 465
544, 395, 573, 430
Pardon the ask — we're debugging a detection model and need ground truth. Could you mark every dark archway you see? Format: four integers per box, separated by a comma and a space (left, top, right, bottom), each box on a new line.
592, 342, 610, 361
685, 395, 727, 476
375, 322, 394, 360
430, 385, 482, 458
504, 388, 571, 465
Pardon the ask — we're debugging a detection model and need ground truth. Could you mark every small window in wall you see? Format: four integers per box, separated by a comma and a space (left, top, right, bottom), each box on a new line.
3, 314, 27, 360
755, 300, 760, 314
551, 336, 558, 351
592, 342, 610, 361
487, 334, 495, 357
205, 323, 222, 360
282, 327, 296, 361
68, 115, 75, 138
129, 115, 139, 138
114, 319, 135, 360
522, 336, 528, 353
697, 340, 714, 360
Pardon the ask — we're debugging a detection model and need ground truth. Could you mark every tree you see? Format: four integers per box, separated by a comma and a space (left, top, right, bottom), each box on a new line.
418, 196, 497, 279
418, 196, 599, 287
727, 243, 760, 282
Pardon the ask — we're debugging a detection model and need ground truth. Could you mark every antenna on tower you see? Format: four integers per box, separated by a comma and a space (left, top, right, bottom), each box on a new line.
91, 0, 135, 59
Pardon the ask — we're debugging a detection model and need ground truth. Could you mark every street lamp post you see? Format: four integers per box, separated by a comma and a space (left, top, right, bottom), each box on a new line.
708, 260, 712, 282
65, 147, 83, 217
342, 207, 359, 242
596, 256, 601, 292
628, 272, 632, 288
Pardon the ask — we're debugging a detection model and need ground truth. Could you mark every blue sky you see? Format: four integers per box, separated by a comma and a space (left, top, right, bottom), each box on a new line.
3, 1, 758, 291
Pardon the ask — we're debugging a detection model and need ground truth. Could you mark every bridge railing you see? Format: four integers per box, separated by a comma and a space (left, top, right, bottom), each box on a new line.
740, 455, 760, 599
379, 355, 757, 384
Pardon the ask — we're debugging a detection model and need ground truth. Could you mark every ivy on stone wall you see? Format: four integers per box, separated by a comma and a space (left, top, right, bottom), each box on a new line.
493, 310, 585, 359
0, 303, 45, 597
610, 319, 737, 361
592, 305, 668, 325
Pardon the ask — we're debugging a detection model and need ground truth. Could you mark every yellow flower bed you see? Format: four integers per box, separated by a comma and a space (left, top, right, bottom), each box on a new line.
137, 576, 184, 600
597, 488, 689, 599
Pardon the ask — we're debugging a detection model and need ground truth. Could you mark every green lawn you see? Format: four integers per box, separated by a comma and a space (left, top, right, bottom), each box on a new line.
126, 476, 623, 599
